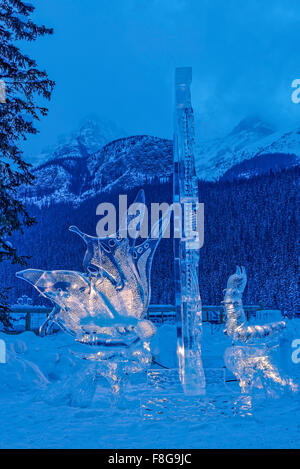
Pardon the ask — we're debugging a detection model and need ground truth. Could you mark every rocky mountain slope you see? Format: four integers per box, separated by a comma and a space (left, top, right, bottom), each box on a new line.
196, 117, 300, 181
33, 119, 127, 162
19, 117, 300, 206
19, 130, 173, 206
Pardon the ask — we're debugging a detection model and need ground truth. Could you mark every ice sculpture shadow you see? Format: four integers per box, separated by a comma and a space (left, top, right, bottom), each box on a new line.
16, 190, 168, 406
223, 266, 297, 400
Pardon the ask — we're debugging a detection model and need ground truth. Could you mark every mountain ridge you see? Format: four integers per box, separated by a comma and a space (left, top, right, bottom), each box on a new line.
19, 117, 300, 206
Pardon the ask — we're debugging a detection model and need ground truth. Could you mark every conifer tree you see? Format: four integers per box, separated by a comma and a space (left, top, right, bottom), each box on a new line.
0, 0, 54, 328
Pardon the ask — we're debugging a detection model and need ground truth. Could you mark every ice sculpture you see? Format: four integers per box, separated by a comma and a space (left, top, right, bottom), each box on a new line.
16, 190, 166, 402
173, 67, 205, 395
223, 266, 297, 395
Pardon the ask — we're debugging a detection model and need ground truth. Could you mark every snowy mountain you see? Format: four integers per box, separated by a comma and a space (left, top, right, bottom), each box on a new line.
19, 117, 300, 206
19, 131, 173, 206
195, 117, 275, 180
34, 118, 127, 163
196, 117, 300, 181
220, 126, 300, 180
88, 135, 172, 193
221, 152, 298, 181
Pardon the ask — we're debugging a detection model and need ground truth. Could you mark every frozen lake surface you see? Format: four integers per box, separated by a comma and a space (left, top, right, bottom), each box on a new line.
0, 321, 299, 449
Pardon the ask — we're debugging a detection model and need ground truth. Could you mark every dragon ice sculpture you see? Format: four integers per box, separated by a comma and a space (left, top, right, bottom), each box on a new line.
223, 266, 296, 395
16, 190, 167, 397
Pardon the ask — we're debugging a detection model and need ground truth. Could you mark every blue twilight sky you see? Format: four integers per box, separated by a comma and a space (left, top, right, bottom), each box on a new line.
21, 0, 300, 161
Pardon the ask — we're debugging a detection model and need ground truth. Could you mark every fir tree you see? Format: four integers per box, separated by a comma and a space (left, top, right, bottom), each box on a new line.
0, 0, 54, 328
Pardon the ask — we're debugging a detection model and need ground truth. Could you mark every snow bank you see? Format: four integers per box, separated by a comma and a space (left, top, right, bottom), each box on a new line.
0, 321, 299, 449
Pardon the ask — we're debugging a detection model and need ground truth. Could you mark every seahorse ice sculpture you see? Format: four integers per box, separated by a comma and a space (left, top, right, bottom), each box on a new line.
223, 266, 297, 395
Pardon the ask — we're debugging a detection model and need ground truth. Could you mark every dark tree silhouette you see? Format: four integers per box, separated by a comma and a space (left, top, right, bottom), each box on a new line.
0, 0, 54, 328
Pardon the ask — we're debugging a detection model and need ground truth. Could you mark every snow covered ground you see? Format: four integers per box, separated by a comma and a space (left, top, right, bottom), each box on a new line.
0, 321, 299, 449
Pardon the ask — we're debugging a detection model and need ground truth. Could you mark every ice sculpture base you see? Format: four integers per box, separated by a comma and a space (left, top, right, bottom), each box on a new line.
70, 337, 153, 399
224, 344, 297, 396
223, 267, 297, 396
141, 368, 230, 420
179, 352, 206, 396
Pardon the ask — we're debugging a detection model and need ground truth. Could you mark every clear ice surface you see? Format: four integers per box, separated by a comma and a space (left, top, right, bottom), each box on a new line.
16, 190, 166, 403
173, 67, 205, 395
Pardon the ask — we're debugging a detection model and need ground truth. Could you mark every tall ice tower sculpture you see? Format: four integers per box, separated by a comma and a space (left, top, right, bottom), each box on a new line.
173, 67, 206, 395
